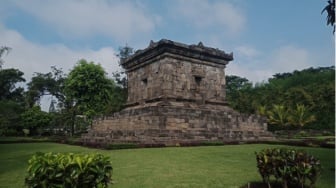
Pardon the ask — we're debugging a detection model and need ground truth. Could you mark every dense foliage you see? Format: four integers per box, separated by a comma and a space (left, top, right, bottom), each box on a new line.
256, 148, 322, 188
25, 152, 113, 188
21, 106, 52, 136
0, 68, 26, 136
26, 66, 66, 108
64, 59, 115, 118
0, 52, 126, 136
226, 66, 335, 130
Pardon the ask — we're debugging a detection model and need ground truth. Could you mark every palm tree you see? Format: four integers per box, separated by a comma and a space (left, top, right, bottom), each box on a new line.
322, 0, 335, 33
256, 105, 267, 116
267, 104, 289, 127
288, 104, 316, 129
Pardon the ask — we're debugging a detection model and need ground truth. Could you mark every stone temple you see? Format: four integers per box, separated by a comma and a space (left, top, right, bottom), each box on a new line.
82, 39, 273, 145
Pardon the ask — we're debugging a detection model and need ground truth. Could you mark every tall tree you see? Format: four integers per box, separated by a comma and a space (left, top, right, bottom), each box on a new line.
0, 46, 11, 69
26, 66, 66, 107
108, 45, 135, 113
0, 68, 25, 101
113, 45, 134, 89
117, 45, 134, 65
0, 47, 26, 135
64, 59, 114, 119
322, 0, 335, 33
225, 75, 254, 113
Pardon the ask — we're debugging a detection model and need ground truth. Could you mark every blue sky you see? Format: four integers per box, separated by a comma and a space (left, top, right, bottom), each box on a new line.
1, 0, 334, 84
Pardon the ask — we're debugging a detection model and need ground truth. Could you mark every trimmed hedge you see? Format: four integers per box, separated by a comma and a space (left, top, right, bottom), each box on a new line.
255, 148, 321, 188
105, 143, 138, 150
25, 152, 113, 188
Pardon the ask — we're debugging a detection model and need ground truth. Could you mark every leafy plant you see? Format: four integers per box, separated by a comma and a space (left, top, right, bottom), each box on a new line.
267, 105, 289, 127
288, 104, 316, 129
25, 152, 113, 188
255, 148, 322, 188
22, 129, 30, 137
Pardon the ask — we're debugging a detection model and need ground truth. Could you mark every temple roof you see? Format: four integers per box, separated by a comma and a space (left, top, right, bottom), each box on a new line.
121, 39, 234, 70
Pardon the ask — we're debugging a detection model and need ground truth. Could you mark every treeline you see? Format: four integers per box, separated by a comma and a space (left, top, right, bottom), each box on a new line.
226, 66, 335, 130
0, 45, 334, 136
0, 46, 131, 136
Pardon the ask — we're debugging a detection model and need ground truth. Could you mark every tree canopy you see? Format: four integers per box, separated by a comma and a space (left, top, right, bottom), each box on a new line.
64, 59, 115, 118
26, 66, 66, 108
226, 66, 335, 130
322, 0, 335, 33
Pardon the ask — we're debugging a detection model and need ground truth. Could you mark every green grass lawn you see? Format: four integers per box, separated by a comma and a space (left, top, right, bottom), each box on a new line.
0, 143, 334, 188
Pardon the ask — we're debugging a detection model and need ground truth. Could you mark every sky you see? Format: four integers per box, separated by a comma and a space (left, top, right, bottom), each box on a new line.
0, 0, 335, 109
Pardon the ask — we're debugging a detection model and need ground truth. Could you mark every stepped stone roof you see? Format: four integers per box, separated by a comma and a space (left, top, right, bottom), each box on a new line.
121, 39, 234, 70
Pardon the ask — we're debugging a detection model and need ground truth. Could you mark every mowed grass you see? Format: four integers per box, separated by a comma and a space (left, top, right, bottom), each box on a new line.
0, 143, 334, 188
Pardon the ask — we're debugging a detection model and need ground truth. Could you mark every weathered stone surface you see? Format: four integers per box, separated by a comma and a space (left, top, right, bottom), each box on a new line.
82, 39, 273, 145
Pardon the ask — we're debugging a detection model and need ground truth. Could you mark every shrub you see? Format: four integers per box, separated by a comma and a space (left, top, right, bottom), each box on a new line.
200, 141, 224, 146
255, 148, 321, 188
105, 143, 138, 150
25, 152, 113, 188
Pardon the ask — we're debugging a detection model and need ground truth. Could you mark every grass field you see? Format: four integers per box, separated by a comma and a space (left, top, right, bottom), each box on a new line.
0, 143, 334, 188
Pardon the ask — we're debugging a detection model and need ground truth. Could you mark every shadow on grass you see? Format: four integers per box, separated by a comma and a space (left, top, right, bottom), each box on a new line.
240, 181, 315, 188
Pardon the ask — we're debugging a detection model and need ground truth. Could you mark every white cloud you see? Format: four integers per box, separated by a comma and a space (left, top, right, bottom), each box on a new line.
1, 24, 121, 111
11, 0, 157, 41
235, 45, 261, 59
173, 0, 245, 34
270, 45, 312, 73
0, 24, 120, 81
226, 61, 273, 83
227, 45, 313, 83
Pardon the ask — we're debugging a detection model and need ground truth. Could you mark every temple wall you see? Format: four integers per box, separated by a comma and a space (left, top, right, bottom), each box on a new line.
82, 105, 272, 145
127, 55, 227, 106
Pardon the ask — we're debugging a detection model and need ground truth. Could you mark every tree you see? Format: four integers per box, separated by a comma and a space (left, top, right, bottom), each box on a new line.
267, 104, 289, 127
288, 104, 316, 129
282, 87, 314, 110
225, 67, 334, 131
0, 68, 25, 101
0, 48, 26, 135
225, 75, 251, 95
0, 68, 26, 135
0, 46, 11, 68
225, 75, 254, 113
113, 45, 134, 89
21, 106, 51, 135
117, 45, 134, 65
64, 59, 115, 119
322, 0, 335, 33
107, 45, 135, 113
26, 66, 66, 108
0, 100, 25, 136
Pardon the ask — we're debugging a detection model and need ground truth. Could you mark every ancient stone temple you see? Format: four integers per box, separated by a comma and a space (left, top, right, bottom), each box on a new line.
82, 39, 273, 145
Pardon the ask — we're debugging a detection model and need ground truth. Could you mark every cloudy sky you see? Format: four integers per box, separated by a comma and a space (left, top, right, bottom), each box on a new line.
1, 0, 334, 84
